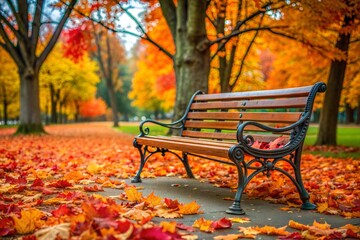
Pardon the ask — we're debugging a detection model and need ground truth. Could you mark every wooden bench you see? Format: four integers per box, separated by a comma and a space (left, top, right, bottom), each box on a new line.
131, 82, 327, 215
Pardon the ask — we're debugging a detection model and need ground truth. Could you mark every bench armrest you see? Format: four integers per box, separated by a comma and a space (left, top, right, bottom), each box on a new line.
138, 118, 184, 136
138, 90, 204, 137
236, 112, 311, 158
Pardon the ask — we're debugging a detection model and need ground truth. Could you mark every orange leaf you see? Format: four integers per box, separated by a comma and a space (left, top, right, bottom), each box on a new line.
178, 201, 201, 215
124, 187, 143, 203
160, 221, 177, 233
193, 218, 214, 233
288, 220, 310, 231
254, 225, 290, 236
144, 192, 162, 207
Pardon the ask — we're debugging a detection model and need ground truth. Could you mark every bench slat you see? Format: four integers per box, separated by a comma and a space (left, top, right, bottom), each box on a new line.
186, 112, 302, 123
135, 136, 230, 158
194, 85, 312, 101
181, 130, 236, 140
184, 122, 292, 134
190, 97, 308, 110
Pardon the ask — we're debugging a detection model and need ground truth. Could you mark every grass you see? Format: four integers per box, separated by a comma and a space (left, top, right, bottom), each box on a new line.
117, 122, 360, 159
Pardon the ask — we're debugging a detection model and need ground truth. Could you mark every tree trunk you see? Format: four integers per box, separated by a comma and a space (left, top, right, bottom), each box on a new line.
345, 104, 354, 124
16, 68, 45, 134
49, 84, 58, 124
315, 16, 351, 146
172, 0, 209, 124
105, 35, 119, 127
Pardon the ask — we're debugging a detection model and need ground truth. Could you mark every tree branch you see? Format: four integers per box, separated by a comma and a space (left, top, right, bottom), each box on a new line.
38, 0, 78, 67
71, 2, 173, 59
5, 0, 27, 37
30, 0, 44, 59
231, 28, 260, 90
0, 12, 22, 39
158, 0, 177, 40
0, 22, 23, 67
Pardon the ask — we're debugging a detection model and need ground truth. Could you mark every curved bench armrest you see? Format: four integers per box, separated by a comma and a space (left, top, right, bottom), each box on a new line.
138, 90, 204, 137
236, 112, 311, 158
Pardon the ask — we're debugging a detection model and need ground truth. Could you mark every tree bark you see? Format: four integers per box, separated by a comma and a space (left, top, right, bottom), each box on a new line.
170, 0, 210, 124
105, 35, 119, 127
315, 15, 352, 146
16, 68, 45, 134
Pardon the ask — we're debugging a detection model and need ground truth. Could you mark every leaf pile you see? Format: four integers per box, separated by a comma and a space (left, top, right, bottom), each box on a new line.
0, 123, 359, 239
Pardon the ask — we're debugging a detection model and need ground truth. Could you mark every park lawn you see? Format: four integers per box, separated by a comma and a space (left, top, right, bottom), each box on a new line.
117, 123, 360, 159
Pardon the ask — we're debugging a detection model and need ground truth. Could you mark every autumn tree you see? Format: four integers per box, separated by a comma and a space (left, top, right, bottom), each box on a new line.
40, 44, 100, 123
0, 0, 77, 133
0, 48, 19, 125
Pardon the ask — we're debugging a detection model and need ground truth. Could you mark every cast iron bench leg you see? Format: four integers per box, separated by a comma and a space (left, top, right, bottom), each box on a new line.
294, 145, 316, 210
131, 142, 144, 183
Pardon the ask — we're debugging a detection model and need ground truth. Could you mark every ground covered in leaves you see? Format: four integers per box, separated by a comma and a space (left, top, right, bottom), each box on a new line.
0, 123, 359, 239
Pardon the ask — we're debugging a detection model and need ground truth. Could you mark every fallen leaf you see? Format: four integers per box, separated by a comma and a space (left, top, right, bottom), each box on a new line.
178, 201, 201, 215
12, 208, 44, 234
34, 223, 70, 240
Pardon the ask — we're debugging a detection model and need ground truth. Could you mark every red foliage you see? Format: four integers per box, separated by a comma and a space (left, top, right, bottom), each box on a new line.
62, 26, 91, 62
156, 73, 175, 93
79, 98, 107, 118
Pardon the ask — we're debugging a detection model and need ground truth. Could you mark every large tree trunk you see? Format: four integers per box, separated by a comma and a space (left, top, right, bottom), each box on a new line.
171, 0, 209, 124
315, 16, 351, 145
3, 99, 8, 126
16, 68, 45, 134
105, 77, 119, 127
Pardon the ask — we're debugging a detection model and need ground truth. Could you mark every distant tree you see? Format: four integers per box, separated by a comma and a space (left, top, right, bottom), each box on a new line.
0, 49, 19, 125
0, 0, 77, 133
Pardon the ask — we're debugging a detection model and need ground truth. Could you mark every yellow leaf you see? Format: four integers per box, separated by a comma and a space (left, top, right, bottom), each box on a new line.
64, 171, 85, 182
178, 201, 201, 215
238, 226, 260, 235
160, 221, 177, 233
34, 223, 70, 240
193, 218, 214, 233
229, 217, 251, 223
124, 187, 143, 202
12, 208, 44, 234
87, 162, 102, 174
317, 202, 328, 213
312, 220, 331, 230
144, 192, 162, 207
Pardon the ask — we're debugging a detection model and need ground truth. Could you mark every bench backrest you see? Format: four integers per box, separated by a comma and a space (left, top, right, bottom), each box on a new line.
181, 83, 326, 143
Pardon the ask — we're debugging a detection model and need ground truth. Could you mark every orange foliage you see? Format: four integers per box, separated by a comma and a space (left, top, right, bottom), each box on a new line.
79, 98, 107, 118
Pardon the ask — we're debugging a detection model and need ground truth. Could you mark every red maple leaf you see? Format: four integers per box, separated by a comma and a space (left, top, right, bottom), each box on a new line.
47, 180, 73, 188
0, 217, 15, 237
176, 223, 195, 232
5, 175, 27, 185
83, 185, 104, 192
51, 204, 73, 217
210, 217, 232, 229
138, 226, 182, 240
164, 198, 180, 209
30, 178, 44, 188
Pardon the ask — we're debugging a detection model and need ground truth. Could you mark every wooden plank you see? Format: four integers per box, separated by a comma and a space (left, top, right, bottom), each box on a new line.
184, 121, 292, 134
153, 136, 235, 147
181, 130, 237, 140
186, 112, 302, 123
194, 85, 312, 101
135, 136, 230, 158
190, 97, 307, 110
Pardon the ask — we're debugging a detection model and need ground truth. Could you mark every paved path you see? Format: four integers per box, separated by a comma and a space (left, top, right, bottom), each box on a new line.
102, 176, 359, 239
